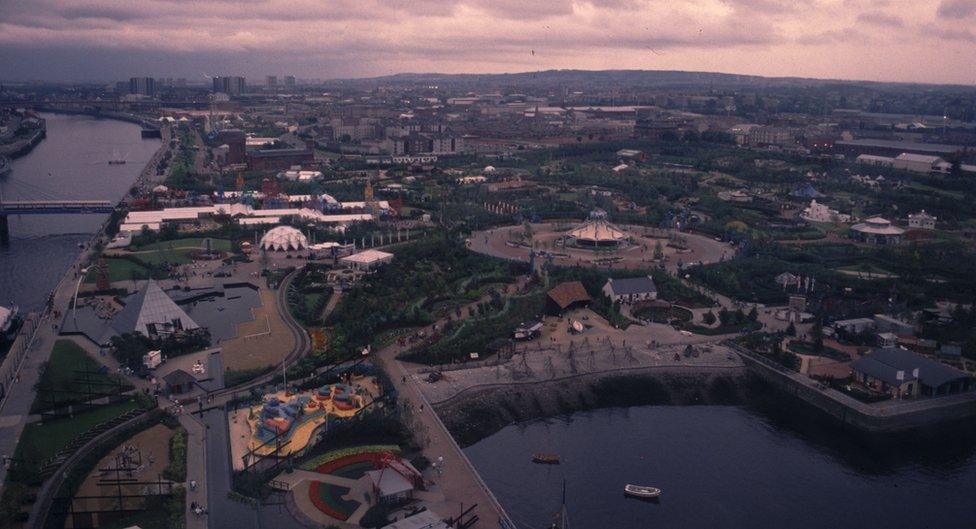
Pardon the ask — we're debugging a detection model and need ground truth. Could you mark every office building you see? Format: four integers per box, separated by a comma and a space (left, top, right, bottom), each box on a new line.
129, 77, 156, 96
213, 76, 246, 95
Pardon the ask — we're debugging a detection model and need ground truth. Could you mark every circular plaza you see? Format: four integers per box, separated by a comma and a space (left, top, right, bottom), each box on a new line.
468, 218, 733, 271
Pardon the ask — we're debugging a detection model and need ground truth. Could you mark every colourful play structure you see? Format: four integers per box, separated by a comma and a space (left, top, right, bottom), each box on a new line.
246, 381, 372, 457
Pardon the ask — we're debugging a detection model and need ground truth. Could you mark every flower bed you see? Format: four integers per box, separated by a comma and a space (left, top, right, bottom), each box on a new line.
300, 444, 400, 471
312, 451, 388, 475
305, 448, 403, 520
308, 481, 357, 521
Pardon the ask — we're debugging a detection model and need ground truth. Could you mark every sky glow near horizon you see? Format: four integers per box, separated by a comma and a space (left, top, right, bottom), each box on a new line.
1, 0, 974, 84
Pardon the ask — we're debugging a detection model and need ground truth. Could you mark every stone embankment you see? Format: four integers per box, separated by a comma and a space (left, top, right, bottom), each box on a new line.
436, 366, 747, 446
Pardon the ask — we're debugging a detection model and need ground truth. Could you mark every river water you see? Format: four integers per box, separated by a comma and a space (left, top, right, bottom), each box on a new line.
466, 405, 976, 529
0, 113, 159, 313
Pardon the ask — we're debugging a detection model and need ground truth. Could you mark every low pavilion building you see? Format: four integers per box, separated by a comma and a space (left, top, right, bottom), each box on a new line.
850, 217, 904, 245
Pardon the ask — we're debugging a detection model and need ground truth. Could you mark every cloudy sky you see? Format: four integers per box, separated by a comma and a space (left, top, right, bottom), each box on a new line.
1, 0, 974, 84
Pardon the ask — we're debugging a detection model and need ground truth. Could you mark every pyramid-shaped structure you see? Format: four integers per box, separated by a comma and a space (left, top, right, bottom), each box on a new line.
111, 280, 199, 337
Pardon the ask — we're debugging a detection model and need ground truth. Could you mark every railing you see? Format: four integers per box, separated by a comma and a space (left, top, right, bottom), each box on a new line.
0, 200, 115, 214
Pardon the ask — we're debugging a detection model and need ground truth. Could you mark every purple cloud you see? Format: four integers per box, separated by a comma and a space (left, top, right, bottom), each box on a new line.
937, 0, 976, 18
856, 12, 904, 27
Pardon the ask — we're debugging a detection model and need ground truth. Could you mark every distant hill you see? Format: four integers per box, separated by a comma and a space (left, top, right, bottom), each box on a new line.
326, 69, 960, 90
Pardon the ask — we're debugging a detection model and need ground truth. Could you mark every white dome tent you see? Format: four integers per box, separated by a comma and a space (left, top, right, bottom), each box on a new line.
260, 226, 308, 252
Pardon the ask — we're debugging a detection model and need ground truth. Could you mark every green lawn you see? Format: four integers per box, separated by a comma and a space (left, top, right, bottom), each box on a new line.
836, 263, 895, 275
132, 237, 232, 251
304, 292, 323, 309
14, 400, 140, 471
85, 258, 151, 283
31, 341, 132, 413
132, 247, 195, 266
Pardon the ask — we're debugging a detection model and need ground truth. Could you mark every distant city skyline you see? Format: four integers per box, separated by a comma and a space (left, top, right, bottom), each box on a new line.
1, 0, 975, 85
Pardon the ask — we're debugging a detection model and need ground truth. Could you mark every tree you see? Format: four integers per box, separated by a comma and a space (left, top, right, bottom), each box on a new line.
718, 308, 732, 327
702, 310, 716, 325
786, 322, 797, 336
748, 306, 759, 322
950, 157, 962, 178
811, 317, 824, 352
653, 240, 664, 261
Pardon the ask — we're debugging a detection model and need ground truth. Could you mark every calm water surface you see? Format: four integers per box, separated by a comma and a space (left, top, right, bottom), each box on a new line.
466, 405, 976, 529
0, 113, 159, 312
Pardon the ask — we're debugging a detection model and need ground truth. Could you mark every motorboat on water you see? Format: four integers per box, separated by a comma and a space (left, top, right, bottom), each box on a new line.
532, 453, 561, 464
624, 484, 661, 499
0, 304, 19, 334
108, 149, 127, 164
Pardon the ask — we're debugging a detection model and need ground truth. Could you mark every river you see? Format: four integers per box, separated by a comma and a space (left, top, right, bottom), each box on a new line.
0, 113, 160, 313
465, 404, 976, 529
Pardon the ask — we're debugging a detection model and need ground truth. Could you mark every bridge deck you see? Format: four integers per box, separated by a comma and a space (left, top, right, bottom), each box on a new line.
0, 200, 115, 215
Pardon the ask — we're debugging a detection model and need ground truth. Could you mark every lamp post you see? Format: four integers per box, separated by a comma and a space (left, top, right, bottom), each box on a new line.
72, 267, 91, 330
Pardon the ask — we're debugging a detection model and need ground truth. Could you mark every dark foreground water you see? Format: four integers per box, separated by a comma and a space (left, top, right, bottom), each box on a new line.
466, 405, 976, 529
0, 113, 159, 313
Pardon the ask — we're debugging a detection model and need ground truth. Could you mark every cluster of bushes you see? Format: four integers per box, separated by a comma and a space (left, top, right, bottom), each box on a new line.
407, 292, 546, 364
326, 237, 525, 355
109, 330, 211, 369
162, 427, 187, 482
223, 365, 275, 389
680, 307, 761, 336
288, 284, 333, 326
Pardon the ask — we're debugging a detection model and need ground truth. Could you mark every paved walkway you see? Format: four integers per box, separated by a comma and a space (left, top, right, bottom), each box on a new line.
202, 408, 260, 529
0, 249, 99, 488
372, 280, 530, 529
181, 412, 209, 529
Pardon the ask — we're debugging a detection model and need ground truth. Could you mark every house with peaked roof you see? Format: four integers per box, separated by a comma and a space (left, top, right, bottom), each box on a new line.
108, 280, 199, 340
546, 281, 591, 314
907, 210, 936, 230
602, 276, 657, 304
163, 369, 197, 394
851, 347, 973, 398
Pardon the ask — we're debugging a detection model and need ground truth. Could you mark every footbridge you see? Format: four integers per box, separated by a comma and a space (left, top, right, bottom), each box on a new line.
0, 200, 116, 244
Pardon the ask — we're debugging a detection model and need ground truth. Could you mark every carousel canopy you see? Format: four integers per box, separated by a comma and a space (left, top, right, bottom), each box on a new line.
570, 219, 626, 244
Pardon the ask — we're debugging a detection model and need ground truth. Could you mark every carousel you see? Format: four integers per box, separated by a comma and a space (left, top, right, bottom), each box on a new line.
568, 209, 628, 248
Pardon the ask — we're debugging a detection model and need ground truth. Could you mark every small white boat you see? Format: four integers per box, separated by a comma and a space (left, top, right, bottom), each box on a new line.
624, 484, 661, 499
0, 305, 18, 334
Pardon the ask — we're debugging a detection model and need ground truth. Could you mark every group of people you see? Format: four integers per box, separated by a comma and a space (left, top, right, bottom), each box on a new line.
190, 500, 207, 516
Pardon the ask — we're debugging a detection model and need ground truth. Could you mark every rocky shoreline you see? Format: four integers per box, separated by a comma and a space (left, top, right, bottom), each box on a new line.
436, 366, 749, 447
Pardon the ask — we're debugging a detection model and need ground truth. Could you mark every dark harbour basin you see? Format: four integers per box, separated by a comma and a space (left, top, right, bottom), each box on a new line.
465, 404, 976, 529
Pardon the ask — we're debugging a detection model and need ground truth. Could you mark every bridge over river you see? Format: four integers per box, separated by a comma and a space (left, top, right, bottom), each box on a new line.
0, 200, 115, 244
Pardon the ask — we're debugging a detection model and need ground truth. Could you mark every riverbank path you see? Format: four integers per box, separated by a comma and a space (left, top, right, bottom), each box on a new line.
0, 123, 171, 491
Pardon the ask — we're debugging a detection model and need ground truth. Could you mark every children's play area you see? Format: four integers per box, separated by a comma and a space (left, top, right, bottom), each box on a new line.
228, 375, 382, 468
